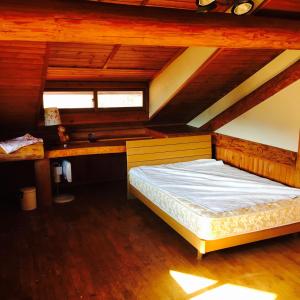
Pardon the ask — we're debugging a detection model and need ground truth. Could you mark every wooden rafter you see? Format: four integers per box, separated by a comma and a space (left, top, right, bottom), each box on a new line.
200, 60, 300, 131
47, 67, 157, 81
103, 44, 121, 69
1, 0, 300, 49
152, 47, 187, 79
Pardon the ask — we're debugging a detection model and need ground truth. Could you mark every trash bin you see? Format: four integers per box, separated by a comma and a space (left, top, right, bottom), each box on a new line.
20, 187, 37, 211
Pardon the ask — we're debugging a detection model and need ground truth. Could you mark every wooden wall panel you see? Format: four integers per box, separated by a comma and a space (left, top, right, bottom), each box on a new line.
0, 41, 47, 133
214, 134, 300, 188
59, 111, 148, 126
151, 48, 282, 124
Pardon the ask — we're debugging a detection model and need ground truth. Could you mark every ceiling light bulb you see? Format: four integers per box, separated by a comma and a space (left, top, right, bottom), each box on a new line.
197, 0, 216, 7
232, 0, 254, 15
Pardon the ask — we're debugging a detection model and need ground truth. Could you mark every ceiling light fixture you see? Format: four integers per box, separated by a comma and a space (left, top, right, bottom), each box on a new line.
196, 0, 254, 15
196, 0, 217, 12
231, 0, 254, 15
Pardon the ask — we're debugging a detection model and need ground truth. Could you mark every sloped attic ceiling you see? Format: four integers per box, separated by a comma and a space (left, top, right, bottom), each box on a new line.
0, 41, 47, 134
150, 48, 283, 124
0, 0, 299, 133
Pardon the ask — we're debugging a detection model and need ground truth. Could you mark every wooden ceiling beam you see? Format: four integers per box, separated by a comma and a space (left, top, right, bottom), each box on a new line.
103, 44, 121, 69
47, 67, 157, 81
1, 0, 300, 49
200, 60, 300, 131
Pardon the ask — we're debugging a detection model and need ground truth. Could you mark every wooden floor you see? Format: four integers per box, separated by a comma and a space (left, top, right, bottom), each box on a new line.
0, 182, 299, 300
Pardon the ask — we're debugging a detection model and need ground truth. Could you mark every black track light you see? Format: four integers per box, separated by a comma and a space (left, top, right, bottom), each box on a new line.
196, 0, 254, 15
232, 0, 254, 15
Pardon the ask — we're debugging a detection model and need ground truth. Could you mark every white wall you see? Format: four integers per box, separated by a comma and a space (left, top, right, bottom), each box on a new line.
216, 80, 300, 152
149, 47, 216, 117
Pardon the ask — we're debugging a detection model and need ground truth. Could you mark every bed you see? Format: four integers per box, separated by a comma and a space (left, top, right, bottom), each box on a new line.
126, 135, 300, 259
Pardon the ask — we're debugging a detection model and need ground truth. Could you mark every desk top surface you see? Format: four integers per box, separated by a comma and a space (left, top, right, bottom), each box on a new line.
45, 137, 150, 158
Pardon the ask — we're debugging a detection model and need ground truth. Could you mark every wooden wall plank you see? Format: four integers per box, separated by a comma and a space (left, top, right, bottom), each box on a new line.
213, 134, 297, 166
59, 111, 149, 126
214, 134, 300, 188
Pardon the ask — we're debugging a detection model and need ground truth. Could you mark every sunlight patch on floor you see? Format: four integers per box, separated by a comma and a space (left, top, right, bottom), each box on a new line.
169, 271, 217, 294
170, 270, 277, 300
190, 284, 277, 300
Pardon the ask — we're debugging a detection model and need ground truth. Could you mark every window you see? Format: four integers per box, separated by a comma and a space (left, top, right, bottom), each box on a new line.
97, 91, 143, 108
43, 89, 146, 111
43, 91, 94, 109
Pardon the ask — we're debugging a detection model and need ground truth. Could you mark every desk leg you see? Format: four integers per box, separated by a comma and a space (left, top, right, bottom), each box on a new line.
34, 158, 52, 207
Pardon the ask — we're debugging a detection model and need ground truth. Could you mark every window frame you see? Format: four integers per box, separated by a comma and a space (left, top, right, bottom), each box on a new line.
43, 87, 148, 114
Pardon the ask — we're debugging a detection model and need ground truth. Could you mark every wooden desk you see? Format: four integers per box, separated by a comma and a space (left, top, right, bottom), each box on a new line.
41, 139, 146, 205
0, 143, 44, 162
40, 128, 206, 206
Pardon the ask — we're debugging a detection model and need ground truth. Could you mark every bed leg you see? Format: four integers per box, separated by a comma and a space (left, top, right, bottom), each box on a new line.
197, 251, 204, 260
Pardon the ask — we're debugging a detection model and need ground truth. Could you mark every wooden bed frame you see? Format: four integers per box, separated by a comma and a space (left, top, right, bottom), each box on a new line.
126, 135, 300, 259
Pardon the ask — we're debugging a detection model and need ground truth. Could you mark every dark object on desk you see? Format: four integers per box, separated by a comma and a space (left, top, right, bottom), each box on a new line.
88, 133, 97, 143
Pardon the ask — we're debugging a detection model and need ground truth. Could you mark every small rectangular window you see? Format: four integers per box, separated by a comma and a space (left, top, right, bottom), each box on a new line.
43, 91, 94, 109
97, 91, 143, 108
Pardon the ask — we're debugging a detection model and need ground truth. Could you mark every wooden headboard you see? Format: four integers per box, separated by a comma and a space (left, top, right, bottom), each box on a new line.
126, 135, 211, 171
214, 134, 300, 188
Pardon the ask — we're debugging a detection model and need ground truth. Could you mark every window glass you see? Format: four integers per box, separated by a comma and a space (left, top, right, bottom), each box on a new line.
43, 91, 94, 109
97, 91, 143, 108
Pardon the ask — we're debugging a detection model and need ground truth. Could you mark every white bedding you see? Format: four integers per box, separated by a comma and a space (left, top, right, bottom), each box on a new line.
129, 159, 300, 213
129, 159, 300, 240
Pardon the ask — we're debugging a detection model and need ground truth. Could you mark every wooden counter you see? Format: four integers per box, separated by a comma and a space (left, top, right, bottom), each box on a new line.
45, 140, 127, 159
0, 143, 44, 162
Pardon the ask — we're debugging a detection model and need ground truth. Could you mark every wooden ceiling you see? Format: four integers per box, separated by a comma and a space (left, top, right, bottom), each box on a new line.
0, 0, 299, 133
257, 0, 300, 19
0, 42, 47, 133
150, 48, 283, 124
47, 43, 183, 81
148, 0, 298, 123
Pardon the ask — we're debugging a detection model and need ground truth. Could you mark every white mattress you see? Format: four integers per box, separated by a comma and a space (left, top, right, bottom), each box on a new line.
129, 159, 300, 240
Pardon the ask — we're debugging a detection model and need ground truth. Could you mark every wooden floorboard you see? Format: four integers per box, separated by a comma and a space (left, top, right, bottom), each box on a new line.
0, 181, 299, 300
